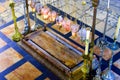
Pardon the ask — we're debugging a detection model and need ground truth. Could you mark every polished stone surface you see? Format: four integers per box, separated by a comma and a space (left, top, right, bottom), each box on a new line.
5, 62, 42, 80
0, 48, 23, 72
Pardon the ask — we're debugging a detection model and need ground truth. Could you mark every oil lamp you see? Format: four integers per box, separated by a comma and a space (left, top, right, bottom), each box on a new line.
56, 15, 64, 29
41, 6, 50, 20
48, 11, 57, 22
71, 24, 79, 37
62, 19, 71, 31
35, 2, 43, 15
9, 0, 22, 42
78, 26, 87, 42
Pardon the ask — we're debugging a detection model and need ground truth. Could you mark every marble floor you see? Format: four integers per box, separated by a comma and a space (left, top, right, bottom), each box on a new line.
0, 0, 120, 80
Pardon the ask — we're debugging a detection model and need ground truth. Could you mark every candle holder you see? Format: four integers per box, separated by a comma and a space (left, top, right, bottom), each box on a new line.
109, 38, 119, 50
31, 10, 41, 31
22, 0, 29, 35
31, 1, 41, 31
96, 8, 110, 47
81, 55, 90, 80
93, 44, 105, 80
9, 2, 22, 42
102, 51, 115, 80
92, 55, 99, 71
89, 0, 99, 77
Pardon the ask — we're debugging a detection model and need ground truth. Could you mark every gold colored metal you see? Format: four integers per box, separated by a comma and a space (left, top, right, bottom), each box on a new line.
81, 55, 90, 80
26, 0, 31, 33
89, 0, 99, 78
82, 1, 86, 5
9, 3, 22, 42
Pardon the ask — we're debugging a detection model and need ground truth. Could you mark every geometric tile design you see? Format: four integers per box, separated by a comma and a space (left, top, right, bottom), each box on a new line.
114, 59, 120, 70
0, 19, 34, 39
86, 8, 107, 20
94, 46, 112, 60
0, 23, 21, 39
0, 38, 7, 48
112, 71, 120, 80
5, 62, 42, 80
60, 4, 77, 14
102, 68, 120, 80
78, 14, 101, 26
95, 22, 111, 33
0, 48, 23, 72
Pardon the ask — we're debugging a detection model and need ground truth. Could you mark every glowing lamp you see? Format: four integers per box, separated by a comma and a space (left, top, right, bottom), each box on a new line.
71, 24, 80, 37
62, 20, 71, 31
56, 15, 64, 26
35, 3, 43, 14
49, 11, 57, 22
41, 6, 50, 20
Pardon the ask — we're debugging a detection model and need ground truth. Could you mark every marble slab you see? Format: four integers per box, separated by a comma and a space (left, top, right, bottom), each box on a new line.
5, 62, 42, 80
0, 48, 23, 72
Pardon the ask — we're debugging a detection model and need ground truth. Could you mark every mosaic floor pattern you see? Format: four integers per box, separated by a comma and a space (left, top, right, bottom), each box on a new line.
0, 14, 60, 79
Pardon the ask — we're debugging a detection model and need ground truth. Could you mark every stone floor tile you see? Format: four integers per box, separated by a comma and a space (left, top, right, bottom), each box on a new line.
51, 0, 66, 8
94, 46, 112, 60
0, 48, 23, 72
5, 62, 42, 80
44, 77, 50, 80
102, 68, 120, 80
60, 4, 77, 14
70, 11, 81, 19
0, 38, 7, 48
0, 5, 6, 13
0, 19, 34, 39
95, 21, 111, 33
114, 59, 120, 70
75, 0, 91, 11
86, 8, 107, 20
105, 27, 115, 39
78, 14, 100, 26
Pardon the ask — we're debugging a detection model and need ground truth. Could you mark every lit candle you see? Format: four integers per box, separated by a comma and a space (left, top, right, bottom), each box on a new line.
9, 0, 14, 3
85, 28, 90, 55
114, 17, 120, 39
107, 0, 110, 9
